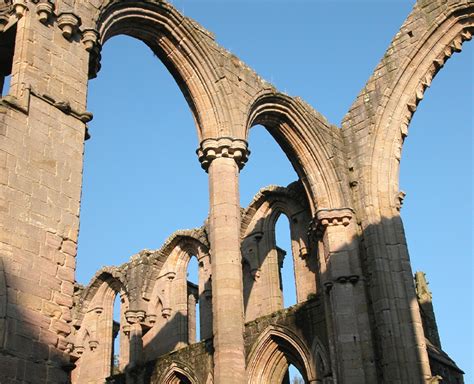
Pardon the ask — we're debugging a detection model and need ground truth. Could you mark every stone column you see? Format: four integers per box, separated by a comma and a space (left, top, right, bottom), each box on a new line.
197, 137, 249, 384
314, 208, 376, 384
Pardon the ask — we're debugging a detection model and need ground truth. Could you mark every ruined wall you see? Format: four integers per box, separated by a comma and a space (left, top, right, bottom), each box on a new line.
0, 0, 471, 383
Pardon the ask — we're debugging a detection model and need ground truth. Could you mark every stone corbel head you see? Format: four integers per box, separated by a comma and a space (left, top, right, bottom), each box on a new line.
12, 0, 27, 18
57, 12, 80, 39
36, 0, 53, 24
81, 29, 100, 52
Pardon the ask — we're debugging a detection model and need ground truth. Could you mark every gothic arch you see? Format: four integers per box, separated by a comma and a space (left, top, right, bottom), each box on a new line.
241, 184, 317, 321
91, 0, 236, 140
157, 362, 199, 384
142, 232, 212, 357
367, 3, 473, 215
71, 270, 129, 383
246, 91, 350, 210
247, 325, 317, 384
79, 268, 128, 308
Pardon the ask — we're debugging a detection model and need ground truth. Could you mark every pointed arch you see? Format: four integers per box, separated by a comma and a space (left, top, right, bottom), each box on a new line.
246, 91, 350, 210
241, 184, 317, 321
157, 362, 199, 384
71, 269, 130, 383
247, 325, 317, 384
361, 3, 473, 216
92, 0, 237, 140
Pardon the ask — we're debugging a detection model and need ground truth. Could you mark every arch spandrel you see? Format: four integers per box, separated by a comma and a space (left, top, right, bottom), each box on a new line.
342, 0, 474, 219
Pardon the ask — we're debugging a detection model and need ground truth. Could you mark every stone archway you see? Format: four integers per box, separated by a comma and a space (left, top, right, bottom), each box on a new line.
247, 325, 317, 384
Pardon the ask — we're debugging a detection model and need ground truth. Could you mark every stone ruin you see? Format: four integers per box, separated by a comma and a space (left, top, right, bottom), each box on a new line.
0, 0, 471, 383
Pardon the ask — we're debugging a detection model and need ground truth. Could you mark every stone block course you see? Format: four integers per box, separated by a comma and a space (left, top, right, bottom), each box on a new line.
0, 0, 468, 383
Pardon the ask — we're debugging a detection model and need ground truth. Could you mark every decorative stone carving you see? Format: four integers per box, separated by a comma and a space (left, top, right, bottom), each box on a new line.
395, 190, 406, 211
197, 137, 249, 171
57, 12, 80, 39
36, 1, 53, 24
310, 208, 354, 238
12, 0, 27, 18
125, 310, 146, 325
316, 208, 353, 227
81, 29, 99, 52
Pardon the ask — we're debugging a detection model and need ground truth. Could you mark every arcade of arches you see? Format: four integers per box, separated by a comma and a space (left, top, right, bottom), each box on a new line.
0, 0, 471, 383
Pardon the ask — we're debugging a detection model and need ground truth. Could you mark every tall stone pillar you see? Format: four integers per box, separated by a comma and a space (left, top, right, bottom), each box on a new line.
197, 137, 249, 384
314, 208, 377, 384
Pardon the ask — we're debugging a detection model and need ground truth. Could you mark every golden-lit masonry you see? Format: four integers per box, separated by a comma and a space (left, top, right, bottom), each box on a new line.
0, 0, 471, 383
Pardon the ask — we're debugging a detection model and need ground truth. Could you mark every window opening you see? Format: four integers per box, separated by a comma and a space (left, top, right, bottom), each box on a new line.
187, 256, 200, 343
286, 364, 304, 384
240, 125, 297, 207
276, 214, 297, 308
0, 24, 16, 97
112, 293, 121, 374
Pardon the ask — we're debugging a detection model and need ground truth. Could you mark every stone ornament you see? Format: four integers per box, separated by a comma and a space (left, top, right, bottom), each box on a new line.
35, 0, 53, 24
315, 208, 354, 227
125, 309, 146, 325
197, 137, 250, 171
57, 12, 80, 39
12, 0, 27, 18
81, 28, 99, 52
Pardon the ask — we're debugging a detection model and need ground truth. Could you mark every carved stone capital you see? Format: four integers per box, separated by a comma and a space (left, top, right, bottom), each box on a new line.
197, 137, 250, 171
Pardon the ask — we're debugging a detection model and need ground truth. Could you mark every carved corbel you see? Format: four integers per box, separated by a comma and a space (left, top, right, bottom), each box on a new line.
72, 344, 85, 358
12, 0, 27, 18
57, 12, 80, 39
312, 208, 354, 238
36, 0, 53, 24
124, 309, 146, 325
395, 190, 406, 211
250, 268, 261, 280
88, 339, 99, 351
81, 29, 99, 52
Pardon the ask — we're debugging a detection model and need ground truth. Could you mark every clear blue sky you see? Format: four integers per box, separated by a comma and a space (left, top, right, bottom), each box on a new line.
77, 0, 472, 380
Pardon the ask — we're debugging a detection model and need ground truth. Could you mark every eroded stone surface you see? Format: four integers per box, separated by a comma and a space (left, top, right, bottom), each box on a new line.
0, 0, 469, 383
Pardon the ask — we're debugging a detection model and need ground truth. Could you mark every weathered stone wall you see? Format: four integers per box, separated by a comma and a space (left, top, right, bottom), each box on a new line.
0, 0, 471, 383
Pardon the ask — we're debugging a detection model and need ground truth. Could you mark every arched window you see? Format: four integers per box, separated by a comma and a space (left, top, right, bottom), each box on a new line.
241, 185, 316, 322
287, 364, 304, 384
275, 214, 297, 308
187, 256, 200, 343
77, 34, 207, 284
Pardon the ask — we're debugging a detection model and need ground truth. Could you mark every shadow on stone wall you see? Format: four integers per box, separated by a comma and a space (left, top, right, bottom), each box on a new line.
0, 216, 465, 383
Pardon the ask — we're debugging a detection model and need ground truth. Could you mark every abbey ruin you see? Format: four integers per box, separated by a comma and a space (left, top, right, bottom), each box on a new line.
0, 0, 471, 383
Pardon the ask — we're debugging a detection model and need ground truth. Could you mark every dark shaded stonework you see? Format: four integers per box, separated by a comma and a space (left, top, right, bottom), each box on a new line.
0, 0, 470, 383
